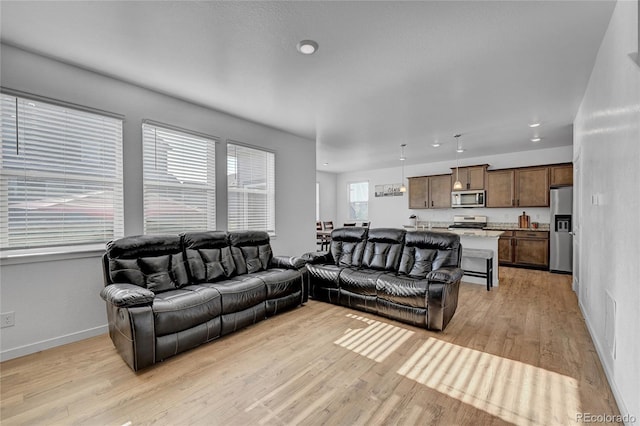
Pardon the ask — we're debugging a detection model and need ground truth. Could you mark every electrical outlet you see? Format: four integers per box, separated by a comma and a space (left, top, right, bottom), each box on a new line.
1, 312, 15, 328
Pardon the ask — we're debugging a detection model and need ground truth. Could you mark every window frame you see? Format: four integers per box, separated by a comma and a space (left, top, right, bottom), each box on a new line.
141, 120, 218, 235
0, 89, 124, 253
347, 181, 369, 221
226, 141, 276, 236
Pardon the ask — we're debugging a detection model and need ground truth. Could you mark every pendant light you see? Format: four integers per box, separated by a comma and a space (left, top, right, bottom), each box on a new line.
399, 144, 407, 192
453, 134, 463, 190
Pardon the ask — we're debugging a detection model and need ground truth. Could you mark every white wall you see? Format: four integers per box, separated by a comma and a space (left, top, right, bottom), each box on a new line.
316, 171, 337, 224
0, 44, 316, 360
573, 0, 640, 420
336, 146, 573, 227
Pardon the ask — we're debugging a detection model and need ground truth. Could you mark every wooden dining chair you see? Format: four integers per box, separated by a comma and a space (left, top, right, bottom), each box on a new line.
343, 222, 356, 227
360, 221, 370, 228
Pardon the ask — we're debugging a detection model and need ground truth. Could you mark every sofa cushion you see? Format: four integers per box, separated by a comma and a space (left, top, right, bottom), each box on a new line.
340, 268, 382, 296
306, 263, 344, 289
398, 247, 438, 278
152, 285, 222, 336
228, 231, 273, 274
362, 228, 406, 271
252, 269, 303, 299
208, 275, 267, 314
106, 235, 189, 292
182, 231, 236, 283
329, 227, 368, 268
398, 231, 461, 277
406, 231, 461, 269
376, 273, 429, 309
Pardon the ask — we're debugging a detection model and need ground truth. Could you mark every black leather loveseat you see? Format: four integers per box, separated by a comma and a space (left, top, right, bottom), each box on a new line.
100, 230, 307, 371
304, 227, 463, 331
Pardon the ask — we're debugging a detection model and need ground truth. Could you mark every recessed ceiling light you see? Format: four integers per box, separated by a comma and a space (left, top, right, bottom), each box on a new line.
432, 142, 441, 148
456, 148, 464, 153
323, 162, 329, 166
529, 122, 541, 128
297, 40, 318, 55
531, 137, 541, 142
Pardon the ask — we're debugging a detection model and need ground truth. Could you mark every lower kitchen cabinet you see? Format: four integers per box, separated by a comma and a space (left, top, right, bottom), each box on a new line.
498, 230, 549, 269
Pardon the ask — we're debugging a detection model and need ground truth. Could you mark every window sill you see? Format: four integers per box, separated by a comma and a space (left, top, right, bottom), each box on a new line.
0, 244, 106, 266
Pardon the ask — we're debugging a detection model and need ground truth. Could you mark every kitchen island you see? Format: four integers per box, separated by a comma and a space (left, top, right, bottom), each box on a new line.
405, 226, 503, 287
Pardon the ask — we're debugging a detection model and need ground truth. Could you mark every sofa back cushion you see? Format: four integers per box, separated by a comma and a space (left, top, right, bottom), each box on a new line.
182, 231, 236, 283
228, 231, 272, 274
329, 227, 368, 268
106, 235, 189, 293
362, 228, 406, 271
398, 231, 461, 278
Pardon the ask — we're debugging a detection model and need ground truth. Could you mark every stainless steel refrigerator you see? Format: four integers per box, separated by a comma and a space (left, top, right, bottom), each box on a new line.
550, 186, 573, 273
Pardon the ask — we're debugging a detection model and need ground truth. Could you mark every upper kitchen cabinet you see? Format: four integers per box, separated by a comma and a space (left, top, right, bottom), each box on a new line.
450, 165, 488, 190
550, 163, 573, 187
429, 174, 452, 208
408, 176, 428, 209
486, 166, 550, 207
485, 169, 514, 207
516, 166, 549, 206
408, 174, 451, 209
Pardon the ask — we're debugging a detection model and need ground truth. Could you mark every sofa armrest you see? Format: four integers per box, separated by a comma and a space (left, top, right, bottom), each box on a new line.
300, 251, 332, 264
270, 255, 306, 270
427, 267, 464, 284
426, 267, 462, 331
100, 283, 155, 308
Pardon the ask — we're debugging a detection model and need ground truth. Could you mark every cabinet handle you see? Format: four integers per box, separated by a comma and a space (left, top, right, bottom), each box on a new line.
424, 201, 427, 207
517, 199, 520, 206
514, 239, 518, 246
431, 200, 434, 207
511, 199, 515, 206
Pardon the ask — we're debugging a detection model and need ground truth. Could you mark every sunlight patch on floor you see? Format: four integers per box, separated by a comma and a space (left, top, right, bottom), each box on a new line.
333, 313, 414, 362
397, 338, 581, 425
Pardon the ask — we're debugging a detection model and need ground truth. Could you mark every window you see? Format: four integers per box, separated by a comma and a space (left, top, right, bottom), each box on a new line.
0, 93, 124, 250
316, 182, 320, 222
142, 122, 216, 234
348, 181, 369, 220
227, 142, 275, 235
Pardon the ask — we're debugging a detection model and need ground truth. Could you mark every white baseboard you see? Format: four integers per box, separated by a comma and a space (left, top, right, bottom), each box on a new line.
0, 324, 108, 362
579, 300, 631, 424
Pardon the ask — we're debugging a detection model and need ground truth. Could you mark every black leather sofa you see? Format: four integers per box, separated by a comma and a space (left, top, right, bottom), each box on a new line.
304, 227, 463, 331
100, 230, 307, 371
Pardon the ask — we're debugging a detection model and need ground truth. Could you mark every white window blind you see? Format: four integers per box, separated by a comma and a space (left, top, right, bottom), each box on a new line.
142, 122, 216, 235
227, 143, 275, 235
348, 181, 369, 220
0, 94, 124, 250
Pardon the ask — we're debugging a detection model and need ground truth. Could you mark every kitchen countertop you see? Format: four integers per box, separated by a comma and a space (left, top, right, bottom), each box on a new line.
408, 221, 550, 232
484, 225, 549, 232
404, 226, 504, 238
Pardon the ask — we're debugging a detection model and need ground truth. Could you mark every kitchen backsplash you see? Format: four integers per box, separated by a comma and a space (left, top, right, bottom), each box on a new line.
408, 207, 551, 226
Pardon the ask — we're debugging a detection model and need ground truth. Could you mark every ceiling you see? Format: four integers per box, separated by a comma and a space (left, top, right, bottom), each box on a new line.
0, 1, 615, 173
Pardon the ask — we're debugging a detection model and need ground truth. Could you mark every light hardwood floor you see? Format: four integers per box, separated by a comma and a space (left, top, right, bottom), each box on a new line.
1, 268, 620, 425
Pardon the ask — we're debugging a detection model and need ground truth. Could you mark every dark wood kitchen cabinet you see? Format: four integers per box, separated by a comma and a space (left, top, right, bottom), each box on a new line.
485, 169, 514, 207
516, 167, 549, 207
408, 176, 428, 209
499, 230, 549, 269
429, 174, 452, 208
550, 163, 573, 187
450, 165, 488, 190
486, 166, 549, 207
408, 174, 451, 209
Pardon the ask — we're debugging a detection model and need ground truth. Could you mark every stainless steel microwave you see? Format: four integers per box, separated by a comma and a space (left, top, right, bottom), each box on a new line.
451, 190, 485, 208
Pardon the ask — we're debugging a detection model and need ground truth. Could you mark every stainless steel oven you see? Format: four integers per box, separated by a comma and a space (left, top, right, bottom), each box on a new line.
451, 190, 485, 208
